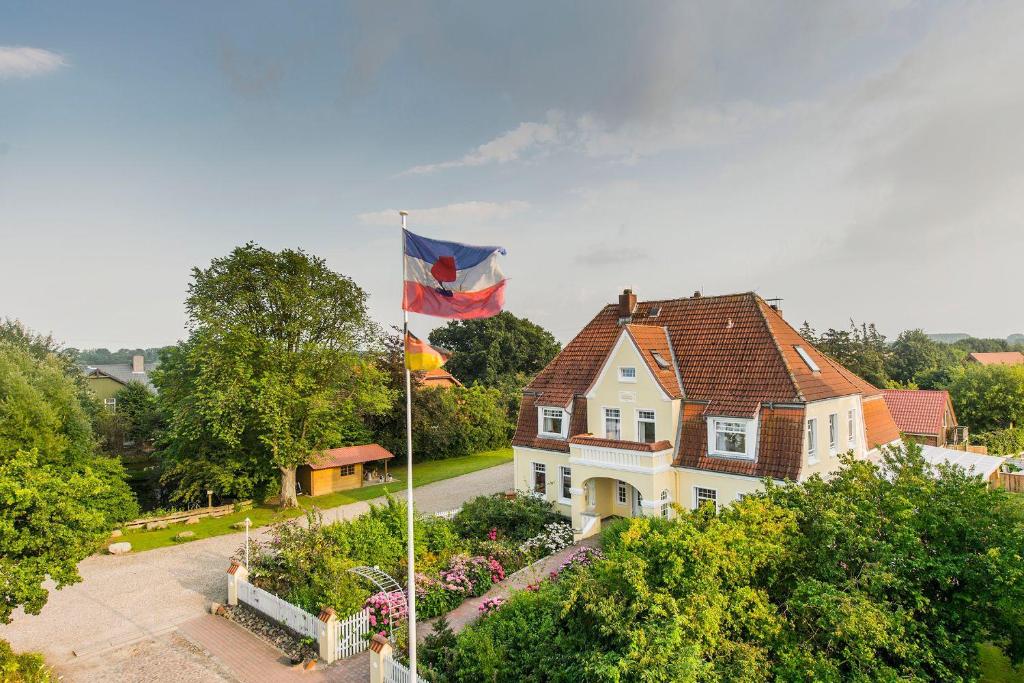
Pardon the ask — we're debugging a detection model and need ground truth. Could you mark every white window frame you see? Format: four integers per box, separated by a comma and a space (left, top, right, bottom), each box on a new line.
828, 413, 838, 454
694, 487, 718, 511
617, 480, 628, 505
848, 409, 856, 446
706, 417, 756, 459
604, 407, 622, 440
559, 465, 571, 503
806, 418, 818, 463
636, 409, 657, 444
104, 397, 117, 411
532, 462, 546, 495
618, 366, 637, 383
660, 489, 672, 519
538, 406, 567, 439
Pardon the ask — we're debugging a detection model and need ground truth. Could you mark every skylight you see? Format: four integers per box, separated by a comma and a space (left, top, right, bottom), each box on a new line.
794, 345, 821, 373
648, 306, 661, 317
650, 350, 671, 369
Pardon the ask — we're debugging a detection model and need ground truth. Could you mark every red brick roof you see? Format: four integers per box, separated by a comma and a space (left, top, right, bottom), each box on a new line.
513, 291, 901, 480
569, 434, 673, 452
969, 352, 1024, 366
306, 444, 394, 470
881, 389, 954, 436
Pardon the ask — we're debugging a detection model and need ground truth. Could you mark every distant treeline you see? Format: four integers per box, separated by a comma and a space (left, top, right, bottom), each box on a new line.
72, 347, 170, 365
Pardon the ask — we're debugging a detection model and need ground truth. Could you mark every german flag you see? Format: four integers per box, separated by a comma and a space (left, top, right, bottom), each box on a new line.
404, 331, 449, 371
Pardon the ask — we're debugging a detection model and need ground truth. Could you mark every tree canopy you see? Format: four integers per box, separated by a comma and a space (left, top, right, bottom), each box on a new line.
154, 244, 392, 507
0, 339, 137, 623
427, 311, 561, 387
946, 363, 1024, 432
426, 443, 1024, 682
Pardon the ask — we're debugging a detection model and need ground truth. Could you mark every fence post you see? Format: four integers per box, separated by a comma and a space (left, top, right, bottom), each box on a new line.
317, 607, 338, 664
368, 634, 392, 683
226, 561, 248, 606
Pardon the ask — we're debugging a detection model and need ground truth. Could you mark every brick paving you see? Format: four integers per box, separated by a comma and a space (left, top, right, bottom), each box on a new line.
178, 615, 370, 683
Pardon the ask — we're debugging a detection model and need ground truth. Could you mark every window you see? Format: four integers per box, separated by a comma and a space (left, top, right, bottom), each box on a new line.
540, 407, 564, 437
637, 409, 656, 443
617, 480, 628, 505
104, 397, 116, 411
694, 487, 718, 511
828, 413, 838, 453
713, 419, 747, 456
848, 409, 856, 445
618, 366, 637, 382
559, 466, 571, 502
338, 464, 356, 476
532, 462, 546, 495
806, 418, 818, 461
650, 351, 671, 369
794, 345, 821, 373
660, 489, 672, 519
604, 407, 621, 439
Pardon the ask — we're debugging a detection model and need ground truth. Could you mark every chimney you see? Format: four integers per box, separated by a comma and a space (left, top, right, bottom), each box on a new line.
618, 289, 637, 318
132, 354, 145, 374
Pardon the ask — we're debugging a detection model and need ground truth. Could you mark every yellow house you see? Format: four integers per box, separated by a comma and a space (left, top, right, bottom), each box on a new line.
297, 444, 395, 497
83, 354, 156, 409
512, 290, 902, 539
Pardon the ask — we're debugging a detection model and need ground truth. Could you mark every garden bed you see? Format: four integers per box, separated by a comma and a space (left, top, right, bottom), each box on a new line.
222, 603, 317, 663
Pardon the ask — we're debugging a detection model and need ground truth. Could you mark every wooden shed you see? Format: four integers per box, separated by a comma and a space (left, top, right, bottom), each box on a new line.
297, 444, 395, 497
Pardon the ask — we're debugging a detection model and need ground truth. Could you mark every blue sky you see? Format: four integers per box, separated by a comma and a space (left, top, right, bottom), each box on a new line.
2, 1, 1023, 348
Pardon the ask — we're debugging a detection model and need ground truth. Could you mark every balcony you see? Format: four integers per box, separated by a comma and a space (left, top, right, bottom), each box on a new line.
568, 434, 673, 473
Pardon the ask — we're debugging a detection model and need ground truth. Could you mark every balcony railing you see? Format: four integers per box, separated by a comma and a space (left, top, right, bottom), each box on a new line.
947, 425, 969, 446
569, 442, 673, 473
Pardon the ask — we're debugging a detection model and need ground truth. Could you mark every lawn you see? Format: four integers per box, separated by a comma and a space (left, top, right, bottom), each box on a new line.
118, 448, 513, 553
981, 643, 1024, 683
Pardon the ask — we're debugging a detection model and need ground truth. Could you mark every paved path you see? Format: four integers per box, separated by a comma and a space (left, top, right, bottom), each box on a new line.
1, 462, 512, 683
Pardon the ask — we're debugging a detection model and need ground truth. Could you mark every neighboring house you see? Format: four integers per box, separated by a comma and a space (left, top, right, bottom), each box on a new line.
83, 354, 158, 410
968, 351, 1024, 366
297, 444, 395, 496
416, 368, 463, 389
882, 389, 967, 448
512, 289, 902, 539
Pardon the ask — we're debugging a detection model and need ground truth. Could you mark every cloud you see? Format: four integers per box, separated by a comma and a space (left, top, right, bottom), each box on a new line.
357, 200, 529, 227
404, 112, 567, 174
0, 47, 67, 78
576, 245, 646, 266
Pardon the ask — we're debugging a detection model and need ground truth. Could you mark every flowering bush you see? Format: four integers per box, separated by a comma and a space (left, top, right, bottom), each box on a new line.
477, 596, 505, 616
415, 573, 463, 619
556, 546, 604, 576
518, 522, 575, 557
364, 590, 408, 633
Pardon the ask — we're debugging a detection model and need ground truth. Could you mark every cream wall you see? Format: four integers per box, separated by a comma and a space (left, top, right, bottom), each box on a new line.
585, 331, 680, 444
800, 394, 867, 481
513, 446, 573, 516
674, 468, 777, 509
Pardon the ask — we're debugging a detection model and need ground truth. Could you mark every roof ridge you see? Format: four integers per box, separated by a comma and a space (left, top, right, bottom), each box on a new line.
754, 297, 805, 402
632, 291, 757, 306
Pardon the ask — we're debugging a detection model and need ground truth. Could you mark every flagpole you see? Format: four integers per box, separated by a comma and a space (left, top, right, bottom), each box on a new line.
400, 210, 418, 677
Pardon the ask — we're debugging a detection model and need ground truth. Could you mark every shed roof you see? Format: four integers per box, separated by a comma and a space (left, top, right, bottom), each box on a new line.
307, 444, 394, 470
919, 445, 1004, 480
881, 389, 954, 436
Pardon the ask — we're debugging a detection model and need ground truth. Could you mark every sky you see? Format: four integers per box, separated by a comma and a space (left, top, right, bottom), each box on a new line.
2, 0, 1023, 349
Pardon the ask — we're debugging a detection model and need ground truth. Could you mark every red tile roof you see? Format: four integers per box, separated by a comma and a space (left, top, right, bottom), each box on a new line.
623, 324, 683, 398
881, 389, 954, 436
863, 395, 901, 448
568, 434, 673, 452
969, 352, 1024, 366
513, 291, 902, 480
416, 368, 463, 388
307, 444, 394, 470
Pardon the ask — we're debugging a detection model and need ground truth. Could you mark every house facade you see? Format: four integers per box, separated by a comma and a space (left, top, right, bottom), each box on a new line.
512, 290, 901, 539
83, 354, 158, 410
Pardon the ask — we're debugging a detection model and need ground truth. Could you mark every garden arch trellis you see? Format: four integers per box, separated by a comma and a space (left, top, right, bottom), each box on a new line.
347, 565, 407, 642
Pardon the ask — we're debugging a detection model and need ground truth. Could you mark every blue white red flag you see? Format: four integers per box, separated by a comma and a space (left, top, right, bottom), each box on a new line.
402, 229, 507, 319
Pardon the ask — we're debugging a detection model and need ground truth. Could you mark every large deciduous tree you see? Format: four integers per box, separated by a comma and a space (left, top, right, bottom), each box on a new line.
946, 363, 1024, 432
156, 244, 392, 508
0, 338, 138, 623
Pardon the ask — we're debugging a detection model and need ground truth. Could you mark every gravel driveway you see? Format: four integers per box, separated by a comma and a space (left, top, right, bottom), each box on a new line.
1, 462, 512, 682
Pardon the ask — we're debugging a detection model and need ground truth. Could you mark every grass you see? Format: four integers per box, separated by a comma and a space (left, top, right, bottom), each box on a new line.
981, 643, 1024, 683
117, 448, 513, 553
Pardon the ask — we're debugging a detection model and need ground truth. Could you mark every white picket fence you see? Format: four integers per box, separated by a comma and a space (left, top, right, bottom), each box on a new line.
336, 607, 372, 659
384, 654, 429, 683
432, 507, 462, 520
237, 580, 322, 640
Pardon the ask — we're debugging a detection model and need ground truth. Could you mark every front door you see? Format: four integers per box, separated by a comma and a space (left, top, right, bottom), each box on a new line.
632, 488, 643, 517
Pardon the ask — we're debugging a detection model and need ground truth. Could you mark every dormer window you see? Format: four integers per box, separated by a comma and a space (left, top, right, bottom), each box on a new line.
618, 366, 637, 382
706, 417, 757, 459
539, 407, 566, 438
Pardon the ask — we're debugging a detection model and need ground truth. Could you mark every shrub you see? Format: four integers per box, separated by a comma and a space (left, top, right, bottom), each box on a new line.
364, 590, 408, 637
972, 426, 1024, 455
453, 493, 562, 542
0, 639, 50, 683
518, 522, 574, 557
416, 574, 465, 619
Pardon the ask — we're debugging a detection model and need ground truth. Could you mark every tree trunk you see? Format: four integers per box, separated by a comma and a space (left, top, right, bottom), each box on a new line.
279, 466, 298, 509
